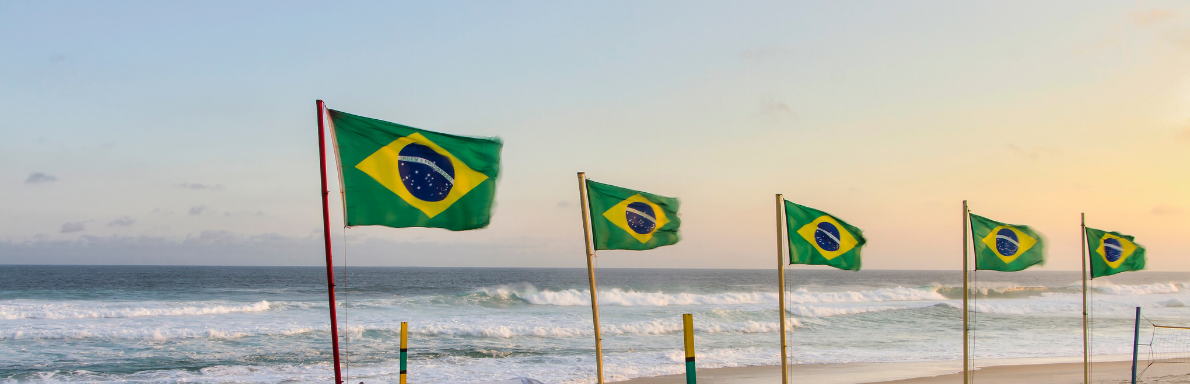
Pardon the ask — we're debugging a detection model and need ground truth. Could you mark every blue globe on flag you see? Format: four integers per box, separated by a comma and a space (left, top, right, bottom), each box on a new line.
625, 202, 657, 234
1103, 238, 1123, 262
995, 228, 1019, 256
814, 221, 842, 252
398, 144, 455, 202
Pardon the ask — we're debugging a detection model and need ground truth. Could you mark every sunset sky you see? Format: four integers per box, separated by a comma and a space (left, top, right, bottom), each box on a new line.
2, 1, 1189, 270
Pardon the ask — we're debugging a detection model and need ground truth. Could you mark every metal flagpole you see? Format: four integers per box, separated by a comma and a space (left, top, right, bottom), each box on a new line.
776, 194, 789, 384
1082, 213, 1089, 384
962, 200, 969, 384
1132, 307, 1140, 384
316, 100, 344, 384
577, 172, 605, 384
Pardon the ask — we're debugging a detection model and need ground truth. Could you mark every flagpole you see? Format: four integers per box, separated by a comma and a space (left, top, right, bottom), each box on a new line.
776, 194, 789, 384
962, 200, 969, 384
317, 100, 344, 384
1082, 212, 1089, 384
577, 172, 605, 384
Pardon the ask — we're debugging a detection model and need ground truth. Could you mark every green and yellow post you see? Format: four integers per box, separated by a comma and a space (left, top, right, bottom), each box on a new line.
683, 314, 696, 384
400, 322, 408, 384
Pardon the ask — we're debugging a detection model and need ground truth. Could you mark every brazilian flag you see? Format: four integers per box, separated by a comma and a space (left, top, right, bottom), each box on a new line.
970, 213, 1045, 272
329, 109, 502, 231
1085, 227, 1146, 278
585, 179, 680, 250
784, 201, 865, 271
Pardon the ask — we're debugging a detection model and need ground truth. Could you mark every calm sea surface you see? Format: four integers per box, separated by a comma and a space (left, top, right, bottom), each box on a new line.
2, 266, 1189, 383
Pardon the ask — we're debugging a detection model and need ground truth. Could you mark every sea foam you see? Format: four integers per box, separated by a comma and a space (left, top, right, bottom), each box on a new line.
0, 300, 275, 320
476, 284, 944, 307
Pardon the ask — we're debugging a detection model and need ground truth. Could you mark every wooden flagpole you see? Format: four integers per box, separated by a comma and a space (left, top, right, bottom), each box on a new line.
776, 194, 789, 384
577, 172, 605, 384
962, 200, 969, 384
1082, 212, 1089, 384
316, 100, 344, 384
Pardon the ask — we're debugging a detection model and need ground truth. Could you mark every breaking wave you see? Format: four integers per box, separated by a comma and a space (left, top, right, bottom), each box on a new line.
475, 285, 944, 307
1093, 282, 1184, 295
0, 300, 275, 320
932, 282, 1188, 300
415, 319, 800, 339
0, 326, 316, 341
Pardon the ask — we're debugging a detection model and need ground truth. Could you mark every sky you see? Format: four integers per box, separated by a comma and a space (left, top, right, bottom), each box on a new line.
1, 1, 1189, 270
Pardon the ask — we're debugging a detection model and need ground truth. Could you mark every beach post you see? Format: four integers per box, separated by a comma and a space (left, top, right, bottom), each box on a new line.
775, 194, 789, 384
961, 200, 970, 384
316, 100, 345, 384
577, 172, 605, 384
1082, 213, 1089, 384
683, 314, 696, 384
400, 321, 408, 384
1132, 307, 1141, 384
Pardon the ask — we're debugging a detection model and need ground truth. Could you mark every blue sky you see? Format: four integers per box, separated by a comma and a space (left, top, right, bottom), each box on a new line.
2, 1, 1189, 270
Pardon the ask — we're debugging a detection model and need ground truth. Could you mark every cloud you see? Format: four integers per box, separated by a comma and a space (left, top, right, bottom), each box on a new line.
60, 222, 85, 233
0, 232, 571, 267
107, 216, 136, 227
189, 205, 207, 215
1130, 9, 1178, 27
25, 172, 58, 184
557, 200, 570, 208
1153, 204, 1184, 215
759, 100, 793, 116
1164, 29, 1190, 52
179, 182, 225, 190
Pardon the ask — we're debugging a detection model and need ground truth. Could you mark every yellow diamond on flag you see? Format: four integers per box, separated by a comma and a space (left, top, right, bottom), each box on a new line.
1095, 233, 1138, 269
355, 133, 488, 218
980, 225, 1038, 264
795, 215, 860, 260
601, 194, 670, 244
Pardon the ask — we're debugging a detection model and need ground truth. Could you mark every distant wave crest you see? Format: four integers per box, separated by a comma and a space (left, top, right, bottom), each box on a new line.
0, 300, 274, 320
414, 319, 800, 339
0, 325, 315, 341
475, 284, 944, 307
1094, 282, 1184, 295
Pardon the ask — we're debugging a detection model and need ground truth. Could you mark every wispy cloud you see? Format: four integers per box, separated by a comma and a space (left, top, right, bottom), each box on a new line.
107, 216, 136, 227
759, 100, 793, 116
25, 172, 58, 184
60, 222, 85, 233
1129, 9, 1178, 27
1078, 9, 1180, 55
179, 182, 225, 191
189, 205, 208, 215
1165, 28, 1190, 52
1153, 204, 1184, 215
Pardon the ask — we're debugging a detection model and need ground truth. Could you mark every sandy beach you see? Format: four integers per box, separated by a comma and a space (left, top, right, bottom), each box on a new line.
622, 359, 1190, 384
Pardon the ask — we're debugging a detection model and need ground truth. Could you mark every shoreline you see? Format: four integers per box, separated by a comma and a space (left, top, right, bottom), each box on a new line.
618, 357, 1189, 384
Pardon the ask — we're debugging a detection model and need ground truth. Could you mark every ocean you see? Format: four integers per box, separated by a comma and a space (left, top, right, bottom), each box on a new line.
2, 266, 1189, 383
